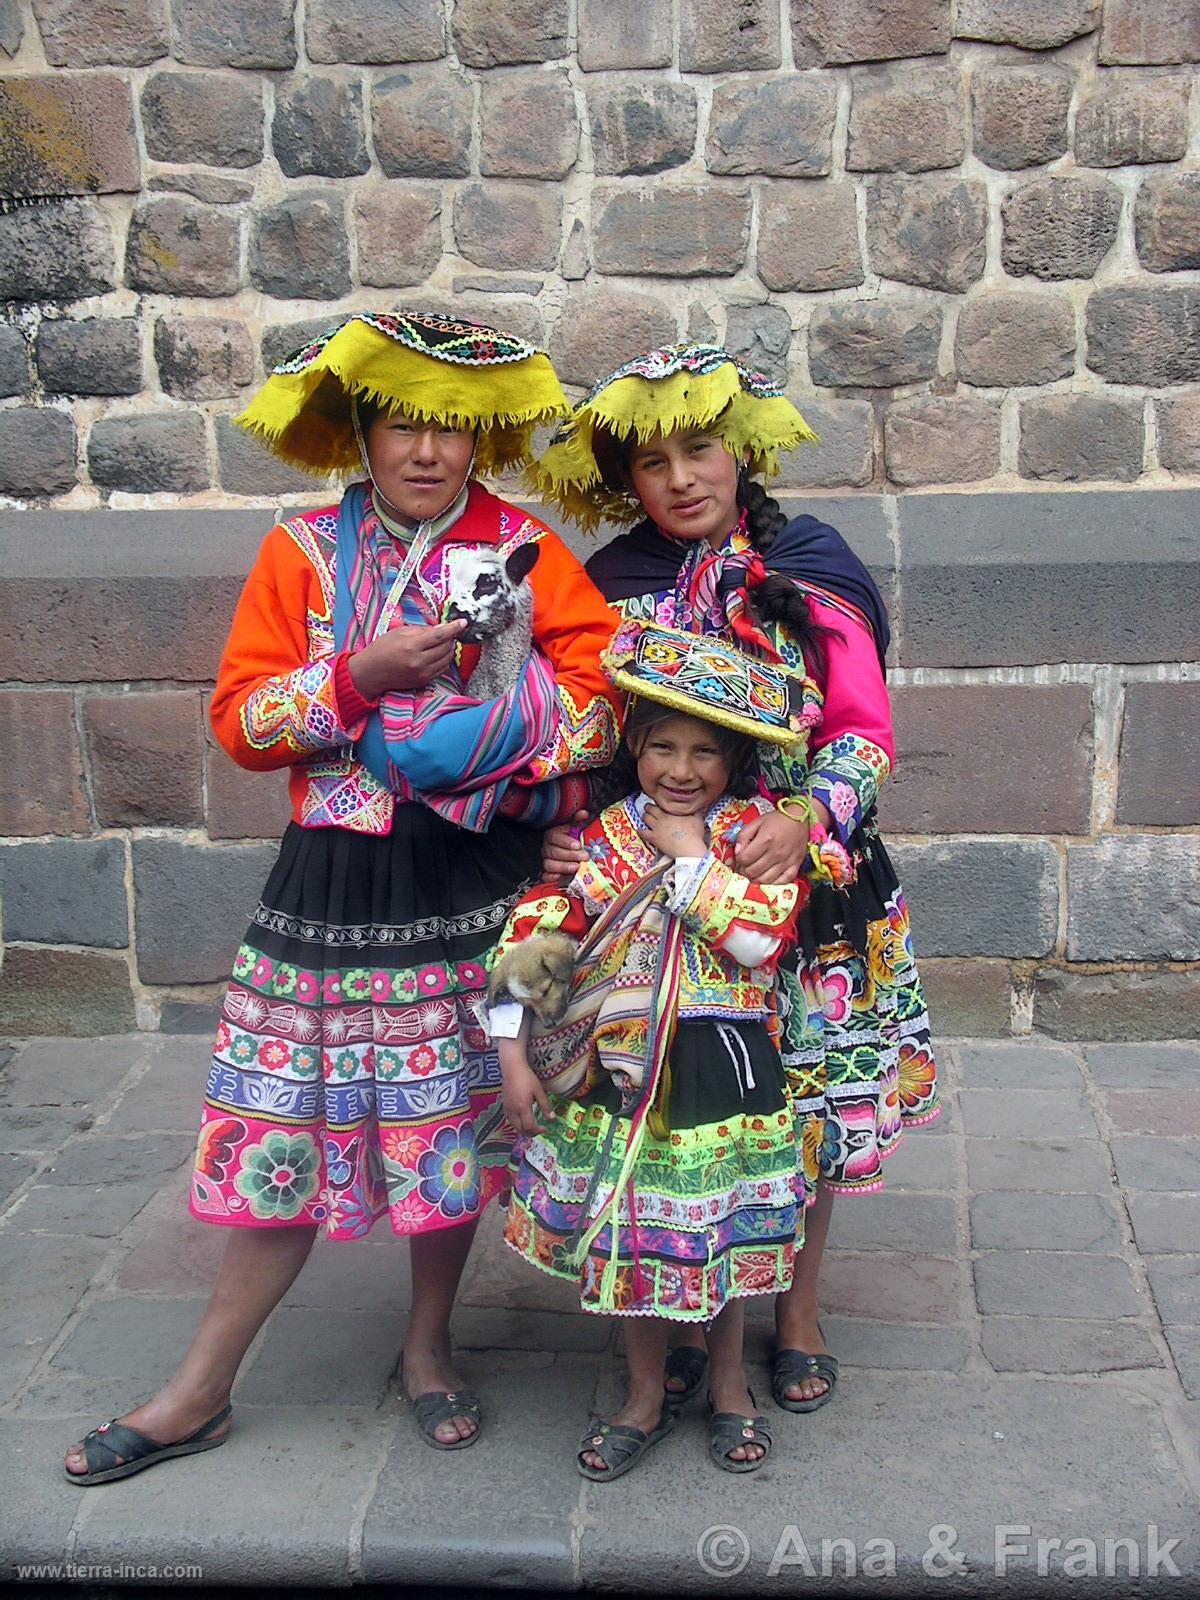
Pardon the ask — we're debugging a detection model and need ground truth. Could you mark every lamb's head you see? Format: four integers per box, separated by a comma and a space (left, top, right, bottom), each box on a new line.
444, 543, 539, 642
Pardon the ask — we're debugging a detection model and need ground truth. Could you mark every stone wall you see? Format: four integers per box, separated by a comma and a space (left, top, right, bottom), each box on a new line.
0, 0, 1197, 1038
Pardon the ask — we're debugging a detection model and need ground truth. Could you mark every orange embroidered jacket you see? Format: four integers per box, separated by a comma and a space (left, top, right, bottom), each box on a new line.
495, 794, 804, 1022
210, 486, 622, 834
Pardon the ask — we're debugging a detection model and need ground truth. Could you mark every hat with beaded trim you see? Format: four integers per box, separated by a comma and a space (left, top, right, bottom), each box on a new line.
234, 309, 571, 479
527, 342, 818, 533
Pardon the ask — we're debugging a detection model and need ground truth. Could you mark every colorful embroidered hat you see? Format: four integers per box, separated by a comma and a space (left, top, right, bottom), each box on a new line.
235, 310, 571, 478
528, 343, 818, 532
602, 618, 823, 750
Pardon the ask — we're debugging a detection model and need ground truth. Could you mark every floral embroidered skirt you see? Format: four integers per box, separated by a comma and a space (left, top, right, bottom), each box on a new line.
189, 809, 543, 1239
506, 1018, 799, 1321
781, 818, 941, 1199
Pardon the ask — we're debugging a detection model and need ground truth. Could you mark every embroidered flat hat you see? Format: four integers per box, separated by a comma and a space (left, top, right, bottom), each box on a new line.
528, 342, 818, 532
235, 309, 571, 478
603, 618, 823, 750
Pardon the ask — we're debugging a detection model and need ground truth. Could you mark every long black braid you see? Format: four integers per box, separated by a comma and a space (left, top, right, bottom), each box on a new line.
735, 466, 831, 677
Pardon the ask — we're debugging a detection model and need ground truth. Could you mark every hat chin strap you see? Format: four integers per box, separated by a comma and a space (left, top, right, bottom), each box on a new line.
351, 397, 478, 539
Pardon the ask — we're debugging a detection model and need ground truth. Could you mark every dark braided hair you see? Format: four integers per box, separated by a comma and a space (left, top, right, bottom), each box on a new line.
734, 466, 831, 677
589, 699, 760, 813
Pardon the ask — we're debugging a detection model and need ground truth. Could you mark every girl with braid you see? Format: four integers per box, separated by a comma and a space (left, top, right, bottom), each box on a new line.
532, 345, 941, 1418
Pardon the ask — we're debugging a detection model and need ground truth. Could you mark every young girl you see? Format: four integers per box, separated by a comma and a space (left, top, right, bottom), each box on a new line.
532, 344, 941, 1416
64, 311, 621, 1482
489, 631, 811, 1477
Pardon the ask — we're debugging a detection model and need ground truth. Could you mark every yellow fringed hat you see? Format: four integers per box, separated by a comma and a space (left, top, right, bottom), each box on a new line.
235, 310, 572, 479
527, 343, 818, 532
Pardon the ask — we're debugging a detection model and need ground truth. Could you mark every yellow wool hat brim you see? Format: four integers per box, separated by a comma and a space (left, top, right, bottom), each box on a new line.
235, 315, 571, 479
527, 356, 818, 533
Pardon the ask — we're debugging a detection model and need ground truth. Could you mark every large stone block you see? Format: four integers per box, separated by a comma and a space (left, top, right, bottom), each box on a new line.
1018, 393, 1144, 482
955, 0, 1099, 49
592, 184, 750, 278
0, 409, 76, 499
972, 66, 1071, 170
577, 0, 670, 69
919, 958, 1013, 1037
0, 839, 127, 948
452, 0, 567, 66
1098, 0, 1200, 63
36, 318, 141, 397
884, 396, 1001, 485
172, 0, 297, 67
147, 172, 253, 205
125, 198, 240, 297
372, 70, 471, 179
1135, 173, 1200, 274
548, 290, 677, 388
679, 0, 780, 70
1068, 835, 1200, 960
898, 487, 1200, 667
32, 0, 167, 64
250, 193, 351, 300
133, 839, 279, 984
1086, 285, 1200, 385
1158, 394, 1200, 473
1002, 177, 1121, 281
272, 75, 368, 178
261, 319, 342, 373
454, 182, 562, 271
353, 188, 442, 288
757, 183, 863, 292
480, 70, 577, 179
0, 690, 89, 835
883, 684, 1093, 833
774, 398, 874, 488
0, 324, 28, 398
141, 71, 262, 169
0, 947, 135, 1036
889, 840, 1059, 957
84, 690, 204, 828
1117, 683, 1200, 826
794, 0, 951, 64
215, 417, 323, 498
306, 0, 445, 62
0, 75, 138, 199
866, 177, 987, 293
808, 301, 942, 387
205, 716, 293, 842
153, 317, 254, 402
0, 0, 19, 54
707, 75, 834, 177
846, 66, 965, 173
0, 200, 115, 302
1075, 74, 1190, 167
88, 414, 209, 495
590, 82, 696, 177
955, 294, 1076, 388
0, 509, 269, 684
725, 304, 792, 385
1037, 969, 1200, 1040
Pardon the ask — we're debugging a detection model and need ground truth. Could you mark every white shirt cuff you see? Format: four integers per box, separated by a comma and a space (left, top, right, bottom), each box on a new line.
488, 1000, 526, 1039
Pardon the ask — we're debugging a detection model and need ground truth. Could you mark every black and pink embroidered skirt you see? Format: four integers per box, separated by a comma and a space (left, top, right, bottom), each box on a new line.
189, 809, 543, 1239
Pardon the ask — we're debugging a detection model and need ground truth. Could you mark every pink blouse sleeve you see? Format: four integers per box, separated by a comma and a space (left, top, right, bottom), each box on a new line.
802, 593, 894, 843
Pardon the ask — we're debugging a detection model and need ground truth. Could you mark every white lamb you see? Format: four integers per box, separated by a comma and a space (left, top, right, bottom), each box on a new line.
443, 542, 540, 700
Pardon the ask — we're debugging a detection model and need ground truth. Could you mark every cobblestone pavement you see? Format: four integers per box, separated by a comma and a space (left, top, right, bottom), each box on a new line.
1, 1035, 1198, 1593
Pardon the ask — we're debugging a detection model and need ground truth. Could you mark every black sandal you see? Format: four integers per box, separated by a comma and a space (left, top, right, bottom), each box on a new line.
708, 1394, 772, 1474
663, 1345, 709, 1409
65, 1404, 232, 1486
771, 1349, 840, 1413
409, 1388, 484, 1450
577, 1401, 674, 1482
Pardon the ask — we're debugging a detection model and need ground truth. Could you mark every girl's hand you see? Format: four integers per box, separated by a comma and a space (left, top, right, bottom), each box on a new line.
542, 812, 589, 880
348, 619, 467, 698
501, 1054, 552, 1137
735, 808, 813, 882
639, 802, 707, 860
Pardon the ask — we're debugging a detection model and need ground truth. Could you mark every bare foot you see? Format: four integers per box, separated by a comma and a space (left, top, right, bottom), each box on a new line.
774, 1308, 831, 1404
401, 1341, 477, 1445
709, 1371, 765, 1465
64, 1388, 231, 1477
580, 1389, 665, 1474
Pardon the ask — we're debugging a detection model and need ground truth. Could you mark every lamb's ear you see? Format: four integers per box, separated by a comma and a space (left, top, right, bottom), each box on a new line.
505, 543, 539, 586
